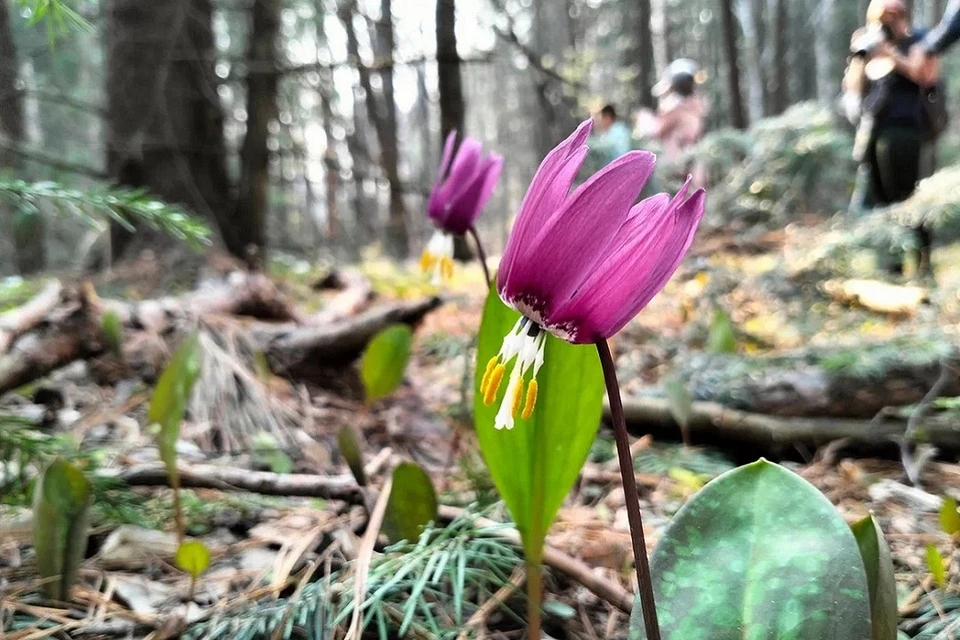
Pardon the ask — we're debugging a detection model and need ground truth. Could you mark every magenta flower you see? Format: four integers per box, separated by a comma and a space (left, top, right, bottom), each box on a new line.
421, 131, 503, 283
480, 119, 705, 430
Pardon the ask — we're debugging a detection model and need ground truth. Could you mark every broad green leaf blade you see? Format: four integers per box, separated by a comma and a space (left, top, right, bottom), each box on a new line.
631, 459, 871, 640
148, 332, 202, 481
382, 462, 437, 543
851, 515, 898, 640
338, 425, 367, 487
100, 310, 124, 358
175, 540, 211, 579
473, 284, 604, 559
707, 308, 737, 354
32, 458, 93, 601
926, 544, 947, 589
939, 496, 960, 535
360, 324, 413, 403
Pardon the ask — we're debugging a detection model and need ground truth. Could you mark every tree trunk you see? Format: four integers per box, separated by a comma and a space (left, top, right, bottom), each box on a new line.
815, 0, 837, 107
105, 0, 233, 260
736, 0, 766, 122
719, 0, 748, 128
235, 0, 282, 263
768, 0, 789, 114
627, 0, 656, 109
436, 0, 465, 141
0, 0, 45, 275
934, 0, 943, 19
372, 0, 409, 259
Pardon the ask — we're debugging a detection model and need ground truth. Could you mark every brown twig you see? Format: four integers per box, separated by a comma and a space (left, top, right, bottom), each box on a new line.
457, 565, 526, 639
900, 361, 958, 485
345, 475, 393, 640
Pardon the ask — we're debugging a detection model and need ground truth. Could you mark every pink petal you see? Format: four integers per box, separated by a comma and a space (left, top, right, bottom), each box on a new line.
499, 120, 593, 284
444, 154, 503, 234
563, 188, 706, 341
499, 151, 656, 323
429, 137, 484, 226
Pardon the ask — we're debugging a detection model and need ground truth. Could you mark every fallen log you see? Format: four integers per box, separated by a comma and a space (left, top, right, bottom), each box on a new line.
117, 462, 364, 504
262, 296, 442, 374
608, 396, 960, 454
666, 337, 960, 418
0, 280, 63, 353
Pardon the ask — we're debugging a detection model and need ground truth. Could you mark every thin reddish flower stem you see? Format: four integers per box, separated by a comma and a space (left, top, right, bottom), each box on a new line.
595, 338, 661, 640
468, 226, 492, 285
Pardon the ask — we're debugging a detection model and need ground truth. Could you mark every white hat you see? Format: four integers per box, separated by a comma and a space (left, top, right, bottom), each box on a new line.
652, 58, 700, 97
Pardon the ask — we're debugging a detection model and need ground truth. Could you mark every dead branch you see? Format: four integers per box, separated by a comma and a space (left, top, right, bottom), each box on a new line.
609, 396, 960, 454
0, 280, 62, 353
117, 462, 364, 504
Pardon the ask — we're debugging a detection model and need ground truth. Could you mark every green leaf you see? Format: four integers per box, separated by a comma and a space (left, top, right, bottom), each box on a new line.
382, 462, 437, 543
337, 425, 367, 487
939, 496, 960, 535
360, 324, 413, 402
707, 308, 737, 354
926, 543, 947, 589
473, 284, 604, 560
148, 332, 202, 483
175, 540, 211, 579
851, 515, 898, 640
32, 458, 93, 601
631, 459, 871, 640
100, 310, 124, 358
664, 377, 693, 429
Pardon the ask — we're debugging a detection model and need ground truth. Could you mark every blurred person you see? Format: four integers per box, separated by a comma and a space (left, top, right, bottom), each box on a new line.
651, 59, 708, 162
587, 104, 633, 168
843, 0, 941, 272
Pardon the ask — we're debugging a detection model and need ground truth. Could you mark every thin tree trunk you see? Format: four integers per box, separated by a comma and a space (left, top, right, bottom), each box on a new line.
436, 0, 465, 141
627, 0, 656, 109
769, 0, 788, 114
236, 0, 282, 264
736, 0, 766, 122
0, 0, 45, 274
373, 0, 409, 259
719, 0, 748, 128
815, 0, 836, 107
933, 0, 943, 19
314, 0, 340, 242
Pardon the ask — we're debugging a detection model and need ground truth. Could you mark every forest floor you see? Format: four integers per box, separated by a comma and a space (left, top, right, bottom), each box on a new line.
1, 215, 960, 639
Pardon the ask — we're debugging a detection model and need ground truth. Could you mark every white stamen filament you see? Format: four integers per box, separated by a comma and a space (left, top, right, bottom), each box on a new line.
494, 327, 547, 430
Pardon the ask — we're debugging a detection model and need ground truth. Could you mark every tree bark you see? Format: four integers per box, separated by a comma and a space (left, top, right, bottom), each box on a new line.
736, 0, 766, 122
436, 0, 465, 141
105, 0, 233, 260
235, 0, 282, 262
0, 0, 45, 275
627, 0, 656, 109
815, 0, 837, 106
719, 0, 748, 128
768, 0, 789, 114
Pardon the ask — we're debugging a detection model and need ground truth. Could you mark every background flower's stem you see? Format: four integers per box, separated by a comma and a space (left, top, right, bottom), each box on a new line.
527, 558, 543, 639
468, 226, 491, 285
595, 338, 661, 640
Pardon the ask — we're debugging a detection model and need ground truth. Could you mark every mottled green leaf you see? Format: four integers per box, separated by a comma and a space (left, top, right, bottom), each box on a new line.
851, 515, 898, 640
99, 310, 124, 358
382, 462, 437, 543
33, 458, 93, 601
337, 425, 367, 487
707, 308, 737, 354
360, 324, 413, 403
631, 459, 871, 640
939, 496, 960, 535
926, 544, 947, 589
148, 332, 202, 483
175, 540, 211, 579
473, 284, 604, 560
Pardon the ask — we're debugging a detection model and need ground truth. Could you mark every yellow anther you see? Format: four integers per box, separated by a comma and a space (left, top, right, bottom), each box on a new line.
420, 251, 435, 273
480, 356, 499, 396
510, 378, 524, 418
483, 364, 505, 405
441, 257, 454, 281
521, 379, 538, 420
